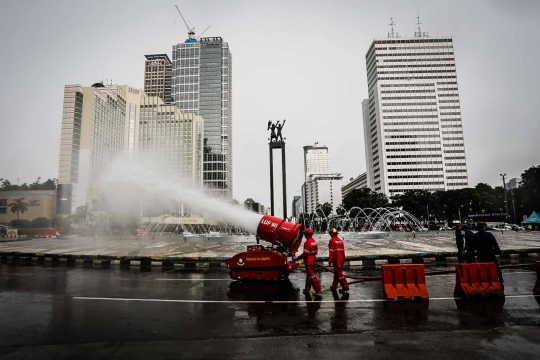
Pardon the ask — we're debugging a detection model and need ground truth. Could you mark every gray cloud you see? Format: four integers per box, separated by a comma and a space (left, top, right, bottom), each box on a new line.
1, 0, 538, 217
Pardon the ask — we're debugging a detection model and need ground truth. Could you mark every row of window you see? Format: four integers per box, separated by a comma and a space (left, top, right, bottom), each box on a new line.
389, 175, 443, 179
388, 168, 443, 172
386, 148, 441, 152
377, 63, 455, 69
378, 58, 456, 64
386, 141, 440, 145
384, 108, 438, 113
381, 96, 437, 100
382, 102, 437, 106
389, 181, 445, 186
387, 154, 442, 158
383, 121, 439, 126
376, 51, 454, 57
384, 128, 440, 132
387, 161, 443, 165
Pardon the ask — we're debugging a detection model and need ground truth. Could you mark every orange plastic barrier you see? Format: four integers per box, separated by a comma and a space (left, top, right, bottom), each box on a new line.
534, 261, 540, 295
381, 264, 429, 300
454, 263, 504, 298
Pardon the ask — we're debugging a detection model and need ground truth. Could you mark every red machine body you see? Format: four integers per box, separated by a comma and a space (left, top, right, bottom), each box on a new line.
227, 215, 304, 280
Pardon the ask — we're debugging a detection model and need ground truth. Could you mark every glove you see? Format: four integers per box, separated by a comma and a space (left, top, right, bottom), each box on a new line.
298, 258, 304, 265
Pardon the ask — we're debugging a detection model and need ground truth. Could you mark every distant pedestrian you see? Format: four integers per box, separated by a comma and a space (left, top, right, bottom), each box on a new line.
462, 224, 475, 262
455, 224, 464, 263
328, 228, 349, 294
412, 230, 416, 238
468, 222, 504, 287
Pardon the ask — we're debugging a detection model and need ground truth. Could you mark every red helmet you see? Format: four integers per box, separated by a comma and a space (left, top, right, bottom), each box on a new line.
303, 228, 314, 237
328, 228, 338, 236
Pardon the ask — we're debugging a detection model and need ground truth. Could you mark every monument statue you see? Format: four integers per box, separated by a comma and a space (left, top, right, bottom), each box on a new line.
267, 120, 286, 142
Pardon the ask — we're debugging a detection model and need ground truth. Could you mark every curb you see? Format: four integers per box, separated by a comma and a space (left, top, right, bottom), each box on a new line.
1, 248, 539, 269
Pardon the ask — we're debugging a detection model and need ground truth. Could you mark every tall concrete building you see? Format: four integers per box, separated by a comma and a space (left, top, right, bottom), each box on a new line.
301, 143, 343, 215
341, 172, 368, 199
171, 36, 233, 198
57, 83, 127, 214
139, 96, 204, 187
57, 83, 203, 214
362, 34, 468, 197
144, 54, 172, 104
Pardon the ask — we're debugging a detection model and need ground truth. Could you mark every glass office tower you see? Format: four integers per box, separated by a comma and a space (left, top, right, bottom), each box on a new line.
171, 37, 232, 199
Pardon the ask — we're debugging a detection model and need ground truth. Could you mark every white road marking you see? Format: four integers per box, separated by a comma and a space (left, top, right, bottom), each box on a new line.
156, 278, 231, 281
72, 295, 540, 304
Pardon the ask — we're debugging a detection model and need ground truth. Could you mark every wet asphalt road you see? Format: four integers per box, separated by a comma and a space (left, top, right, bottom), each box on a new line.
1, 262, 539, 359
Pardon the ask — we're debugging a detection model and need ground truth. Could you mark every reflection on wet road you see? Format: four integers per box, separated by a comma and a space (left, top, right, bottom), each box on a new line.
0, 262, 539, 359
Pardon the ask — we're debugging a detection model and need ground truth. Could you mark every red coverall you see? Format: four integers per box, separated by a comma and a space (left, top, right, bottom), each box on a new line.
328, 236, 349, 290
301, 236, 322, 293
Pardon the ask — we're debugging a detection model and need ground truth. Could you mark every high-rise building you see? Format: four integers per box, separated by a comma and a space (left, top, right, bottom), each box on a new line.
291, 195, 301, 220
305, 174, 344, 215
363, 35, 468, 197
57, 83, 203, 215
171, 36, 233, 198
57, 83, 127, 214
303, 143, 331, 181
139, 96, 204, 187
144, 54, 172, 104
341, 172, 368, 199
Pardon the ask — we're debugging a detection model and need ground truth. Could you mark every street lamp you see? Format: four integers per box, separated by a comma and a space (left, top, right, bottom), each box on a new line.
458, 204, 464, 224
500, 173, 510, 223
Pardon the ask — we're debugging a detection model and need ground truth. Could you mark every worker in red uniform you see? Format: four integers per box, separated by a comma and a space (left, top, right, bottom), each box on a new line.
328, 228, 349, 293
297, 228, 323, 296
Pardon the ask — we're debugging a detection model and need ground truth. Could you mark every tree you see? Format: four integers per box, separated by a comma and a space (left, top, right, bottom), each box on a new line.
318, 202, 333, 217
520, 165, 540, 215
342, 188, 389, 210
31, 217, 50, 228
8, 197, 28, 220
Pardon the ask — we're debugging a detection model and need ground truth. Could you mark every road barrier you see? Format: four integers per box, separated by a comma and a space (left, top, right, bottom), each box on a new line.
454, 263, 504, 298
381, 264, 429, 300
534, 261, 540, 295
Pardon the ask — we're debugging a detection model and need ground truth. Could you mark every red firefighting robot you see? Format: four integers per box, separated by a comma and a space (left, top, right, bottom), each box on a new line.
297, 228, 323, 296
328, 228, 349, 293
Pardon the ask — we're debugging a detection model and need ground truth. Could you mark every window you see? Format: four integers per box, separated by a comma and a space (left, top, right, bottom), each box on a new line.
0, 199, 7, 206
0, 207, 6, 214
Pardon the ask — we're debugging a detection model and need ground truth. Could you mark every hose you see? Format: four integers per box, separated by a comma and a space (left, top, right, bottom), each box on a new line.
313, 262, 537, 284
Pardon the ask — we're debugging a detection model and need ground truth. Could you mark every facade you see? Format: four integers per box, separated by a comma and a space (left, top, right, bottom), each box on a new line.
244, 198, 261, 214
139, 96, 204, 186
302, 143, 332, 214
341, 172, 368, 199
57, 83, 127, 214
57, 83, 203, 215
305, 173, 344, 215
144, 54, 172, 104
506, 177, 521, 191
291, 195, 301, 220
171, 36, 233, 198
363, 35, 468, 197
0, 190, 56, 223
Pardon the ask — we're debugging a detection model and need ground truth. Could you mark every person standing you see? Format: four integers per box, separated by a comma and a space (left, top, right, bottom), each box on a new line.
469, 222, 504, 287
328, 228, 349, 294
462, 224, 475, 262
455, 224, 464, 263
297, 228, 322, 296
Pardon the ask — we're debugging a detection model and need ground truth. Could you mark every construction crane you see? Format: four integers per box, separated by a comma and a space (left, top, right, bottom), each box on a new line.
175, 5, 211, 41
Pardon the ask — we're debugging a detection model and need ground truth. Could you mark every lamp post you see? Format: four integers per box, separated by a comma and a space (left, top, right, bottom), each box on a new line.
500, 173, 509, 223
458, 204, 463, 224
443, 205, 446, 227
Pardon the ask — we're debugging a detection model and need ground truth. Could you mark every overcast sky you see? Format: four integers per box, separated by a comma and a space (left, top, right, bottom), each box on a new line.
1, 0, 539, 216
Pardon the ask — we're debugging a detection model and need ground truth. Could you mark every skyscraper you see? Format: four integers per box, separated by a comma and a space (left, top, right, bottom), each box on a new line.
57, 83, 128, 214
301, 143, 343, 215
57, 83, 204, 215
144, 54, 172, 104
362, 34, 468, 197
171, 36, 232, 198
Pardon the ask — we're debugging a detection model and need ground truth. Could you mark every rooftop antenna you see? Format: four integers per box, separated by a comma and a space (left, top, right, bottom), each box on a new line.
175, 5, 196, 40
415, 14, 428, 38
388, 17, 395, 38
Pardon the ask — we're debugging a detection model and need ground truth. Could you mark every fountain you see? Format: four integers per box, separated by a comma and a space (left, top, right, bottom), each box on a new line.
298, 205, 425, 239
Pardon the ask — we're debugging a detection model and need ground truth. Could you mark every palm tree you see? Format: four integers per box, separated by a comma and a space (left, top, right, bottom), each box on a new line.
8, 197, 29, 220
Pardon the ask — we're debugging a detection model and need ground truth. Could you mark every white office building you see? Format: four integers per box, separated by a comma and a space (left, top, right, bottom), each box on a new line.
57, 83, 203, 214
305, 173, 344, 215
362, 35, 468, 197
171, 36, 233, 199
341, 172, 368, 199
